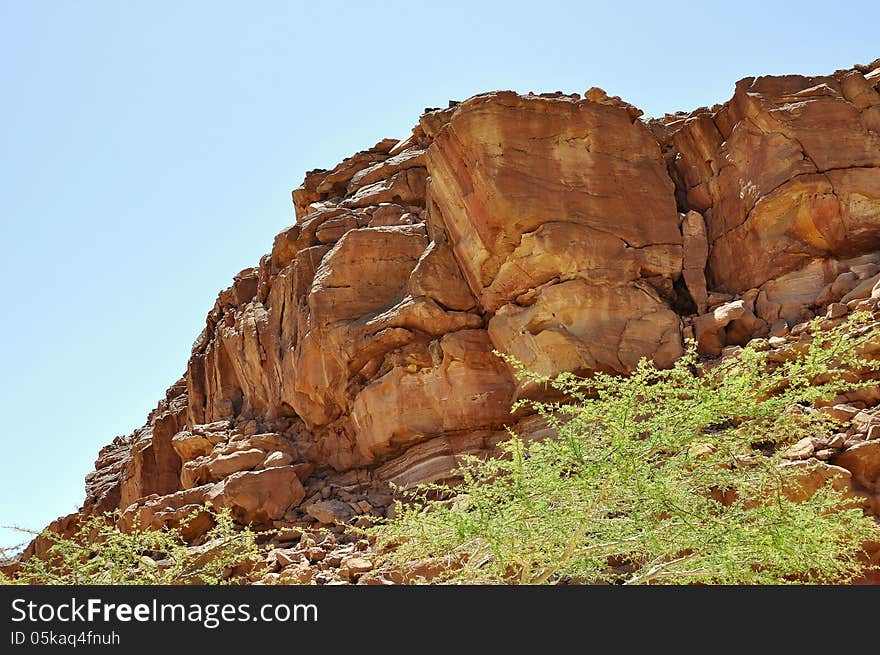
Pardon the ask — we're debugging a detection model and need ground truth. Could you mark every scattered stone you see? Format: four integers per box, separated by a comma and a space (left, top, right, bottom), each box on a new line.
853, 411, 880, 428
823, 404, 861, 422
305, 499, 355, 525
324, 552, 344, 568
778, 460, 853, 502
769, 320, 790, 338
306, 548, 325, 562
826, 303, 849, 319
827, 433, 848, 449
272, 548, 303, 569
274, 525, 303, 542
783, 437, 815, 460
358, 570, 404, 585
340, 556, 374, 580
279, 564, 314, 585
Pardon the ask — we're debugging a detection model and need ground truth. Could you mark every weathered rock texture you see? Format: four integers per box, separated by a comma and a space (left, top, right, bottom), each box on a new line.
428, 91, 684, 380
13, 59, 880, 582
657, 64, 880, 321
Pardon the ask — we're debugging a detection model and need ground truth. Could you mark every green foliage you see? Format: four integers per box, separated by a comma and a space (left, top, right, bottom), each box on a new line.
367, 313, 880, 584
0, 506, 268, 585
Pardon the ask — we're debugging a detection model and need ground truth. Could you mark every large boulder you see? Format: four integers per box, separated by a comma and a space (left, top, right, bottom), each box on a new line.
835, 441, 880, 492
350, 330, 515, 461
206, 466, 305, 525
427, 91, 684, 377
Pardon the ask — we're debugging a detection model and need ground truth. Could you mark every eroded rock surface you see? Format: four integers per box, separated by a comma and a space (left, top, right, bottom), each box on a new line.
428, 91, 685, 379
15, 58, 880, 583
661, 66, 880, 296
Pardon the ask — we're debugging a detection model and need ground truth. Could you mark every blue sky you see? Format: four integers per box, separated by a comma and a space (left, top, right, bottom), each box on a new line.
0, 0, 875, 550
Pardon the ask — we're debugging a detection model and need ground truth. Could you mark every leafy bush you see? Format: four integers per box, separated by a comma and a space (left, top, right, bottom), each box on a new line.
367, 313, 880, 584
1, 506, 267, 585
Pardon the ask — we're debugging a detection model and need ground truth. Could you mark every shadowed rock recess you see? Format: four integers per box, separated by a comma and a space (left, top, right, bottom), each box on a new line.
15, 59, 880, 582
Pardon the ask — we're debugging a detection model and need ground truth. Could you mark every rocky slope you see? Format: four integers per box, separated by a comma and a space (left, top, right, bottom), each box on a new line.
12, 59, 880, 582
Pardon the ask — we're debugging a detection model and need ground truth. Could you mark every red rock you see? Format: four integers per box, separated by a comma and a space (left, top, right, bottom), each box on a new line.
783, 437, 816, 461
21, 59, 880, 584
207, 448, 265, 479
260, 451, 294, 469
682, 210, 710, 313
666, 70, 880, 295
118, 392, 186, 512
490, 279, 682, 381
117, 485, 214, 536
278, 563, 314, 585
339, 556, 373, 580
693, 300, 764, 356
834, 442, 880, 492
171, 431, 215, 462
350, 330, 515, 461
207, 466, 305, 525
291, 139, 398, 219
348, 147, 426, 193
822, 404, 861, 422
778, 460, 853, 502
304, 499, 354, 525
826, 303, 849, 319
427, 91, 684, 377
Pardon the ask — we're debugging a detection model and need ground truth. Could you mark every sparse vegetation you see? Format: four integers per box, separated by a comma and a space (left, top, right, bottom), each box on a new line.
0, 506, 267, 585
6, 315, 880, 585
366, 313, 880, 584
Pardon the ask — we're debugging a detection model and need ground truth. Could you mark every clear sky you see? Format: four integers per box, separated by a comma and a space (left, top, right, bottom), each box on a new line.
0, 0, 875, 551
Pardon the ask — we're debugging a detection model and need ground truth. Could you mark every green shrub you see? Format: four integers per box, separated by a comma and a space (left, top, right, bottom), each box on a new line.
1, 506, 267, 585
367, 313, 880, 584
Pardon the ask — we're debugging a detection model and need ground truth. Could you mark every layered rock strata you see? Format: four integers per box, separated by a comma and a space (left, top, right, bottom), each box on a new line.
13, 59, 880, 577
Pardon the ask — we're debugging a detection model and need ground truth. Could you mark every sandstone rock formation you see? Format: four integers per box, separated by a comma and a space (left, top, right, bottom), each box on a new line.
657, 63, 880, 341
427, 91, 685, 382
11, 58, 880, 583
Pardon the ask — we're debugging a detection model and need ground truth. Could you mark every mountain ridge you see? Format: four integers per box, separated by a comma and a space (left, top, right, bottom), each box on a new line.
8, 57, 880, 584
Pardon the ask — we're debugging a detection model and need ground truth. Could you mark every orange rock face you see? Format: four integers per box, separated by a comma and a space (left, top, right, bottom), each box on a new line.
428, 92, 684, 379
30, 58, 880, 563
665, 68, 880, 295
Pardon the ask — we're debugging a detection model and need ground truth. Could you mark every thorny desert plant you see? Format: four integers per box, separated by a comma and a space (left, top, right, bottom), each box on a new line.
0, 505, 269, 585
366, 312, 880, 584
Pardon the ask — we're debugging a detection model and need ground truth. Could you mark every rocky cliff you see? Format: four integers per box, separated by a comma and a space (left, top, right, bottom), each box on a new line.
17, 59, 880, 581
